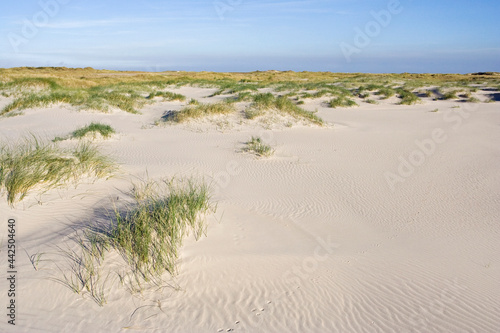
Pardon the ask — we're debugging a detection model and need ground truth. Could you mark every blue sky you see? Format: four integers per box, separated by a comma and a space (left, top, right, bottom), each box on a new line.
0, 0, 499, 73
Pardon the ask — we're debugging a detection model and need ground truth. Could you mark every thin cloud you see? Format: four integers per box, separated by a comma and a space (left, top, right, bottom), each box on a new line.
43, 18, 153, 29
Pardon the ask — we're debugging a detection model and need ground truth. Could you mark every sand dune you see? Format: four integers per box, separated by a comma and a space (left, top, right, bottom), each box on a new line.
0, 84, 499, 332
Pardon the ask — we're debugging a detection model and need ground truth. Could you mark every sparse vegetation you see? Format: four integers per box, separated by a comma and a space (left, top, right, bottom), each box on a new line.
88, 178, 216, 277
165, 101, 236, 123
247, 93, 323, 125
328, 96, 358, 108
146, 91, 186, 101
72, 122, 115, 139
0, 136, 115, 205
442, 90, 458, 100
243, 136, 274, 157
396, 88, 421, 105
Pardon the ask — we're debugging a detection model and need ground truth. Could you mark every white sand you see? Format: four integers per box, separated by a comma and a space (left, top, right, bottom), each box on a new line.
1, 88, 499, 332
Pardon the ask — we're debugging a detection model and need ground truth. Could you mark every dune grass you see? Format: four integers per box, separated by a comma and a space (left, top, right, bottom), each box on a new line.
243, 136, 274, 157
164, 101, 236, 123
0, 136, 115, 205
396, 88, 421, 105
2, 69, 498, 118
0, 88, 146, 115
248, 93, 323, 125
328, 96, 358, 108
146, 91, 186, 101
87, 178, 216, 278
441, 90, 459, 100
72, 122, 115, 139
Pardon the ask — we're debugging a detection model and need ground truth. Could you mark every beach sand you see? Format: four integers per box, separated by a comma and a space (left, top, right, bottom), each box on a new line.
0, 85, 499, 332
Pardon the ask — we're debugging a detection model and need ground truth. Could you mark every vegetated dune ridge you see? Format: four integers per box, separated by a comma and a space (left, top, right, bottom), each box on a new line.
0, 68, 499, 332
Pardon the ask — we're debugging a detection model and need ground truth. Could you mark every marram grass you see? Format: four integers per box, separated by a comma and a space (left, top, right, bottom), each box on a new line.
71, 122, 115, 139
248, 93, 323, 125
243, 136, 274, 157
87, 178, 216, 277
0, 136, 115, 205
164, 101, 236, 123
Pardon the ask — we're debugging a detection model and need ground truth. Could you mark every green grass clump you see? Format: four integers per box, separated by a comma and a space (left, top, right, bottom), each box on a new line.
95, 178, 216, 276
249, 93, 323, 125
3, 77, 61, 91
1, 89, 145, 115
72, 122, 115, 139
375, 86, 396, 99
274, 96, 323, 124
0, 137, 115, 205
466, 97, 480, 103
252, 93, 276, 109
442, 90, 458, 100
328, 96, 358, 108
396, 88, 421, 105
243, 136, 274, 157
146, 91, 186, 101
234, 91, 253, 102
165, 101, 236, 123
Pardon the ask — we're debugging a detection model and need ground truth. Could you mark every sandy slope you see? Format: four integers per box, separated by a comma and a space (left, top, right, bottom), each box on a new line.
0, 88, 499, 333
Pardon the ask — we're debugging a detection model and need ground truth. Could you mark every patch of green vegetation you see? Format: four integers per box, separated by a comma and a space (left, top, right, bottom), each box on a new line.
3, 77, 61, 90
0, 137, 115, 205
328, 96, 358, 108
252, 92, 275, 109
246, 93, 323, 125
234, 91, 253, 102
164, 101, 236, 123
396, 88, 421, 105
466, 97, 480, 103
442, 90, 458, 100
375, 86, 396, 99
88, 178, 216, 277
243, 136, 274, 157
72, 122, 115, 139
146, 91, 186, 101
208, 80, 260, 97
1, 88, 145, 115
365, 99, 378, 104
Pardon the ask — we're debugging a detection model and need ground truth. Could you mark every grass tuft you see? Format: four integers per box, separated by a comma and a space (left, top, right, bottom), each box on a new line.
249, 93, 323, 125
0, 137, 115, 205
442, 90, 458, 100
164, 101, 235, 123
396, 88, 421, 105
146, 91, 186, 101
243, 136, 274, 157
328, 96, 358, 108
89, 178, 216, 277
72, 122, 115, 139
